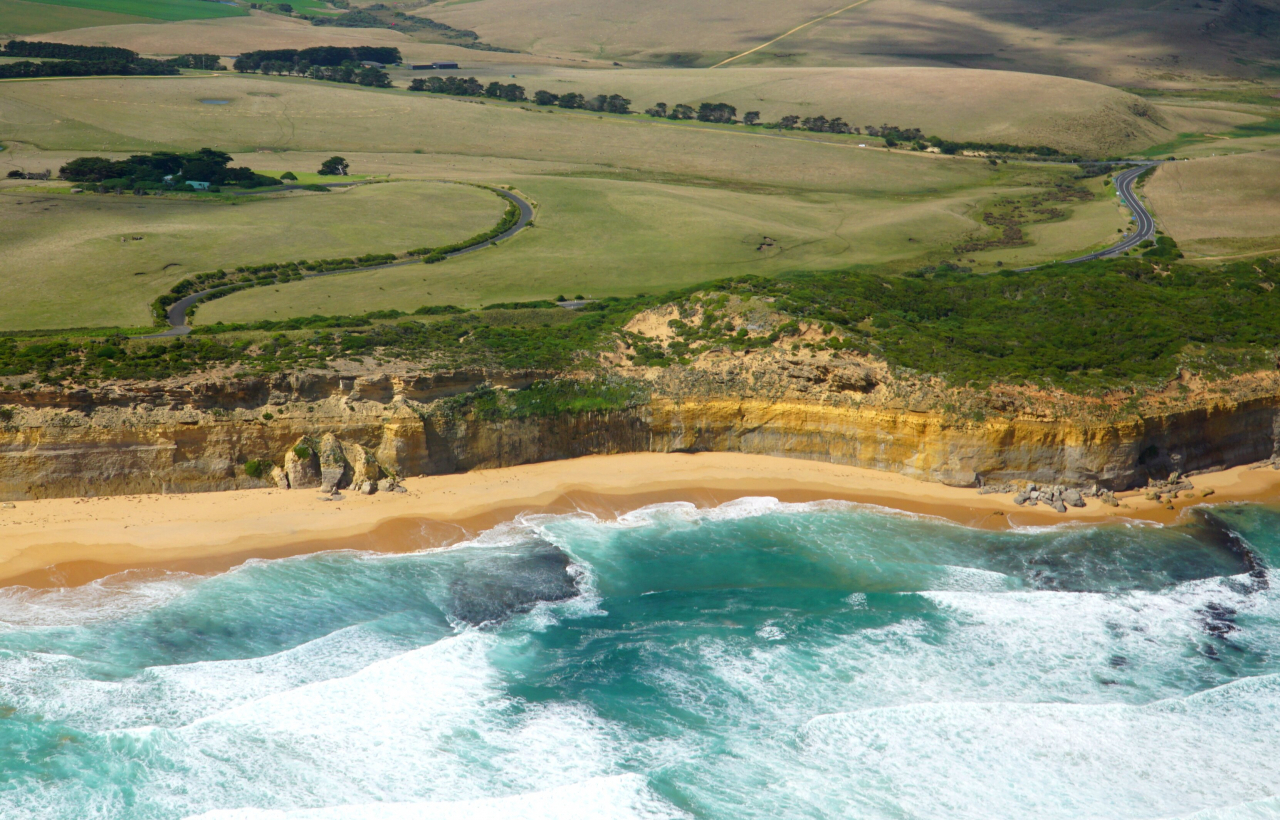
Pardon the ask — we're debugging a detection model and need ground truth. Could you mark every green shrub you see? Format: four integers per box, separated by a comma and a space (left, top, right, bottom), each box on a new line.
244, 459, 267, 479
293, 443, 312, 460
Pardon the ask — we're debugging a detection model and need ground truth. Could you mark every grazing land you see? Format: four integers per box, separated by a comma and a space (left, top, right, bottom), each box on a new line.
0, 180, 504, 330
0, 0, 150, 36
419, 0, 1280, 84
1146, 150, 1280, 259
15, 0, 245, 24
430, 65, 1258, 156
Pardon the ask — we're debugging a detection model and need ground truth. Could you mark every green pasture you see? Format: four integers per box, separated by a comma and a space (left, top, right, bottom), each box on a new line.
0, 180, 504, 330
25, 0, 246, 21
0, 0, 152, 34
198, 172, 1124, 325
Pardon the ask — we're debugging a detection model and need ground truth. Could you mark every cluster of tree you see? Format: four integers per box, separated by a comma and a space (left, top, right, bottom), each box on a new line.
644, 102, 742, 123
408, 75, 526, 100
59, 149, 282, 191
163, 53, 224, 70
922, 137, 1062, 156
232, 46, 400, 71
309, 9, 388, 28
532, 90, 632, 113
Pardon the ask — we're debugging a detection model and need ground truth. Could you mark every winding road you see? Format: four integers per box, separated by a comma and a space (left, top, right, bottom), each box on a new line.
145, 186, 533, 338
1017, 161, 1161, 271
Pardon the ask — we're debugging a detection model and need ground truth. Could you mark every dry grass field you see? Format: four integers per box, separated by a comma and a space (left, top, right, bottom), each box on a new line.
442, 65, 1259, 156
0, 75, 1004, 193
29, 12, 606, 66
1145, 150, 1280, 259
0, 180, 505, 330
420, 0, 1280, 85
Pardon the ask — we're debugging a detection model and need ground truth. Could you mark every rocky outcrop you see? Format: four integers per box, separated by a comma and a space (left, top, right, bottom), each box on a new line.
285, 438, 321, 490
318, 433, 349, 493
3, 367, 1280, 501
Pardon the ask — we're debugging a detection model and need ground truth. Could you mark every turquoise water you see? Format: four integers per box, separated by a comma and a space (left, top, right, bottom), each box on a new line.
2, 498, 1279, 819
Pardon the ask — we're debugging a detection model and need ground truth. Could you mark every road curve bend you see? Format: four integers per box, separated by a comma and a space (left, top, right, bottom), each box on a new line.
145, 185, 533, 338
1018, 161, 1162, 271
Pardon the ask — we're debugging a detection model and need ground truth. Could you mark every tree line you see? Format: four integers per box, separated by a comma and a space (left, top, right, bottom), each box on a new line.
232, 47, 397, 87
0, 39, 179, 79
406, 76, 633, 113
232, 46, 400, 70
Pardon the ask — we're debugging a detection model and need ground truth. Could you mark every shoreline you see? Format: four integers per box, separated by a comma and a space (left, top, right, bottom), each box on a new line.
3, 452, 1280, 588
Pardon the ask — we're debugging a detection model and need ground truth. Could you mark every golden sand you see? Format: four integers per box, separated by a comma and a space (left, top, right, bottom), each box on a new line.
2, 452, 1277, 587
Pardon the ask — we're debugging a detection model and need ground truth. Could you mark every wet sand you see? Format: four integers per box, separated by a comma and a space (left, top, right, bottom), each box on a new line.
2, 452, 1278, 587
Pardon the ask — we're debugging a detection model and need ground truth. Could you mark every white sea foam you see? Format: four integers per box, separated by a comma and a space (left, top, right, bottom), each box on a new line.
181, 774, 687, 820
796, 675, 1280, 820
108, 630, 640, 812
0, 570, 197, 629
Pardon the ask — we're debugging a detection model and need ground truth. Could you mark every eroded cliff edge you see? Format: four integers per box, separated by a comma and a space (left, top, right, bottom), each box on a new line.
3, 351, 1278, 501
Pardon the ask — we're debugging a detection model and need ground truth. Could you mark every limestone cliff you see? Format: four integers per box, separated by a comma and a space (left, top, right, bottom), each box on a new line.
2, 360, 1280, 501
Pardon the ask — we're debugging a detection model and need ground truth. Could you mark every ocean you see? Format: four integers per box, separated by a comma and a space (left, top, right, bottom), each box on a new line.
1, 497, 1278, 819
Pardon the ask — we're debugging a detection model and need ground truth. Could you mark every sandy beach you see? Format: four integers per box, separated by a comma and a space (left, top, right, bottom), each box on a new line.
2, 451, 1279, 587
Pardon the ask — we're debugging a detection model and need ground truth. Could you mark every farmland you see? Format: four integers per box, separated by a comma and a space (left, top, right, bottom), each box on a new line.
0, 180, 505, 330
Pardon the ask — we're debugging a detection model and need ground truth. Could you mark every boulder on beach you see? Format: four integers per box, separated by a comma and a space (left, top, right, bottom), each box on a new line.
319, 433, 350, 494
284, 437, 321, 489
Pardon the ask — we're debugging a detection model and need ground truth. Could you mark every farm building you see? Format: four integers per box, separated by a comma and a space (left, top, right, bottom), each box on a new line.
408, 61, 460, 70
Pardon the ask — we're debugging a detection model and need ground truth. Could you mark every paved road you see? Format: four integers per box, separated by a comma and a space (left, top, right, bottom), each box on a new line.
1017, 162, 1161, 271
144, 186, 533, 338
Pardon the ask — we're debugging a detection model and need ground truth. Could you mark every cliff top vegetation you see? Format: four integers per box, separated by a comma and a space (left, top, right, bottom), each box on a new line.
2, 255, 1280, 396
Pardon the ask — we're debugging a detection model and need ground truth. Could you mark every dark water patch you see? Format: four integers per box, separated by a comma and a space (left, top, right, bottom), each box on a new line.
198, 99, 230, 105
1187, 508, 1269, 592
446, 538, 578, 626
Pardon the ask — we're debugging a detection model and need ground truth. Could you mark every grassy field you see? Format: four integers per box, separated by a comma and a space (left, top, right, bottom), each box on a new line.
420, 0, 1280, 85
432, 65, 1257, 157
0, 0, 151, 35
24, 13, 569, 66
0, 70, 1137, 327
0, 180, 505, 330
1145, 150, 1280, 259
0, 74, 1011, 193
26, 0, 245, 22
197, 171, 1124, 324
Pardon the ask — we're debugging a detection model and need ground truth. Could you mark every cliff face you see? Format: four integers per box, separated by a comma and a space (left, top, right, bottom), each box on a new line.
2, 369, 1279, 501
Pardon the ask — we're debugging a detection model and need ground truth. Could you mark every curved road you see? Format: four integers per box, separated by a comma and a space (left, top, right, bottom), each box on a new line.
145, 186, 533, 338
1018, 161, 1161, 271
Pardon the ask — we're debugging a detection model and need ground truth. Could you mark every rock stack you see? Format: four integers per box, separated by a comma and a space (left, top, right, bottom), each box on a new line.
266, 434, 404, 495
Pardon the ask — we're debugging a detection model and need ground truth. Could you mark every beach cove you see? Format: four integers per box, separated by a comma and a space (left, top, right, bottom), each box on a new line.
4, 451, 1280, 588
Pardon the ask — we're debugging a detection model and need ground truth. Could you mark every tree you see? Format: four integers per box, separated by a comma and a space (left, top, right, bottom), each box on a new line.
779, 115, 799, 130
485, 81, 504, 98
280, 171, 298, 180
557, 92, 586, 109
408, 77, 427, 91
318, 156, 349, 176
533, 90, 558, 106
743, 111, 760, 126
645, 102, 668, 118
604, 94, 631, 114
670, 104, 695, 120
356, 65, 390, 87
696, 102, 736, 124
